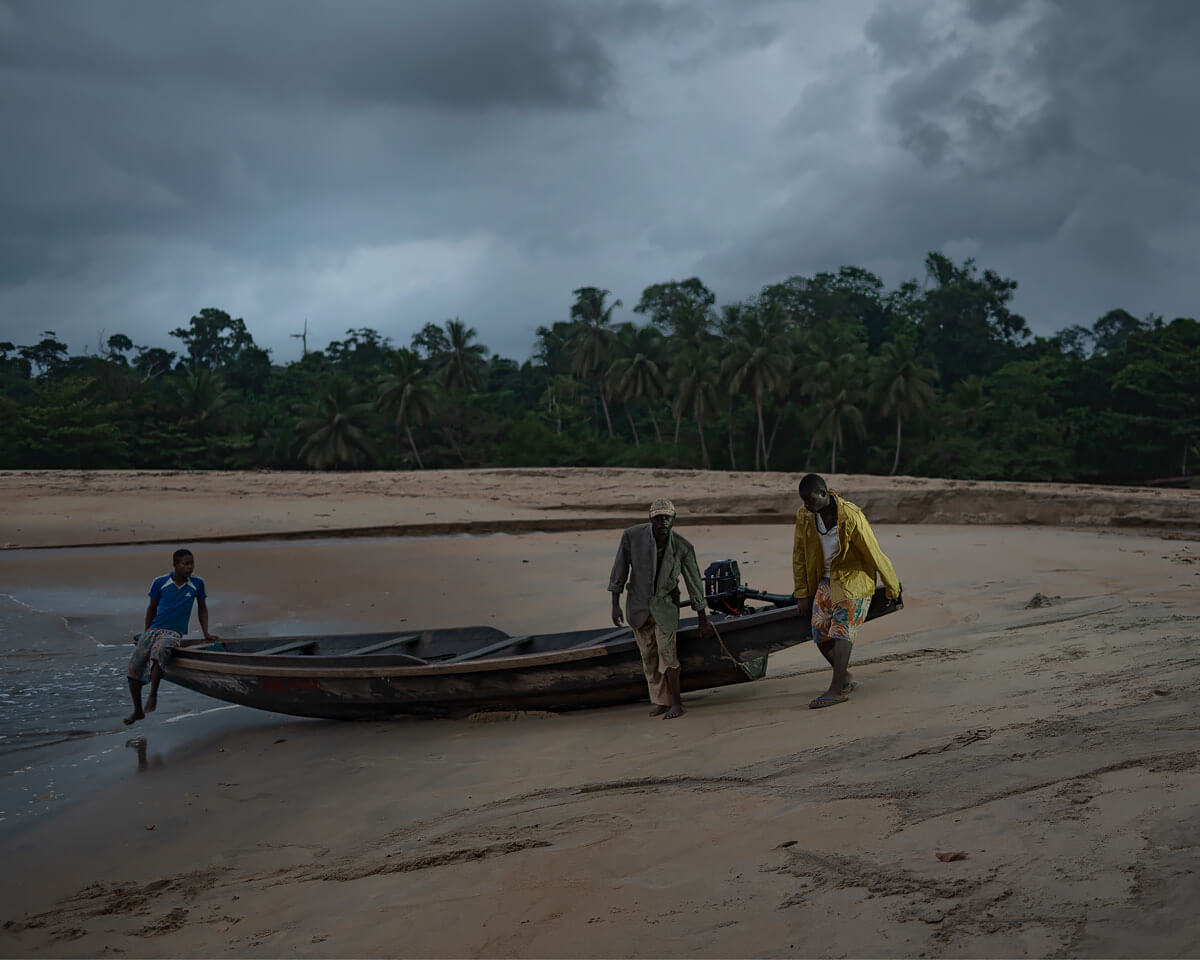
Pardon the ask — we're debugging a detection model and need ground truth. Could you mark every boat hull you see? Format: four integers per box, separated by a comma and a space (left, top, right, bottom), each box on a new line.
163, 606, 806, 719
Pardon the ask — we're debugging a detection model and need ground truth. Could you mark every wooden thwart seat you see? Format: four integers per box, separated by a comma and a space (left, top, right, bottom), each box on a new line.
445, 635, 533, 663
341, 634, 422, 658
567, 627, 630, 649
257, 639, 319, 656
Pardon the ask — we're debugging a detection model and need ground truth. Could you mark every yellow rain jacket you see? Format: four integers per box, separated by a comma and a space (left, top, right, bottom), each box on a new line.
792, 493, 900, 604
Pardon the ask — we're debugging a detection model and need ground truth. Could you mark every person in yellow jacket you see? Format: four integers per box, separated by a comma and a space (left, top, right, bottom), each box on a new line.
793, 474, 901, 709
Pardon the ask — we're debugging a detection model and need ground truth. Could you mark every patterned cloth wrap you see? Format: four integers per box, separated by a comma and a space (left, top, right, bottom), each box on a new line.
127, 628, 183, 684
810, 577, 870, 646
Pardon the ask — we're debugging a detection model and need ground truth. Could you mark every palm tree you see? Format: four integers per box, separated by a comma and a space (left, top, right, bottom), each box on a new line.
438, 318, 488, 393
813, 376, 867, 473
672, 347, 720, 468
795, 320, 867, 468
716, 304, 749, 470
607, 323, 666, 445
665, 323, 719, 445
173, 368, 237, 439
723, 304, 790, 470
294, 374, 376, 469
568, 287, 620, 438
377, 348, 436, 469
432, 318, 488, 464
869, 338, 938, 474
538, 374, 581, 435
947, 374, 992, 427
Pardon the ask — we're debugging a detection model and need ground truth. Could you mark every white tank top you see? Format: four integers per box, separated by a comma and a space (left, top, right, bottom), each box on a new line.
816, 513, 838, 578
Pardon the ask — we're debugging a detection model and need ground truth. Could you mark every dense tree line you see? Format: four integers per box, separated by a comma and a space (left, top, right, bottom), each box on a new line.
1, 253, 1197, 484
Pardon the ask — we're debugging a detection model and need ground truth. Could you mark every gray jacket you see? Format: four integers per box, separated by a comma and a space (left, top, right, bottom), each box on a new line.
608, 523, 705, 633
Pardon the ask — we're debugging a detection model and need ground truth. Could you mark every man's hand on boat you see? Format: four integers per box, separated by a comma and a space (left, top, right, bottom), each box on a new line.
795, 596, 813, 617
611, 595, 625, 628
696, 609, 716, 639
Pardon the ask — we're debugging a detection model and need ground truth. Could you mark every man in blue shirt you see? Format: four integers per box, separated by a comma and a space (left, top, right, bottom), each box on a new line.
124, 548, 219, 725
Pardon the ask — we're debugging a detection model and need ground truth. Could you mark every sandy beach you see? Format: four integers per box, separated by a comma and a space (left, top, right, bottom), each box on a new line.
1, 469, 1199, 958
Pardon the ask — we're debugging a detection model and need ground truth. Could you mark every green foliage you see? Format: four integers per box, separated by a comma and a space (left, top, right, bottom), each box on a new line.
2, 376, 131, 468
2, 259, 1195, 484
19, 331, 69, 379
294, 374, 376, 469
170, 308, 260, 371
918, 253, 1029, 387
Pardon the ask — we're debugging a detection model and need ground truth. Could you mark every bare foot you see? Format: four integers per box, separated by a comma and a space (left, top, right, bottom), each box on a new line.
124, 711, 144, 726
663, 703, 685, 719
144, 695, 157, 714
649, 705, 670, 717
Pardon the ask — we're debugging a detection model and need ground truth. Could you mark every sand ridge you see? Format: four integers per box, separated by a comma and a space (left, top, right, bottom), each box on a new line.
2, 468, 1199, 549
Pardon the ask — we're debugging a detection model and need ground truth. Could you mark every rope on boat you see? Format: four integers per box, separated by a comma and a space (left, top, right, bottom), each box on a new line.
708, 620, 767, 681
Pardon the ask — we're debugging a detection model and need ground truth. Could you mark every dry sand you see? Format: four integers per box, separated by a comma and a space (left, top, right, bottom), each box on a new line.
1, 469, 1199, 958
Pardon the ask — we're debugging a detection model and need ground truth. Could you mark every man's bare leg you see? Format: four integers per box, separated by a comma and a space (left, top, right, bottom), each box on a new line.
663, 667, 685, 719
813, 635, 853, 691
124, 677, 145, 725
144, 663, 163, 714
811, 637, 852, 706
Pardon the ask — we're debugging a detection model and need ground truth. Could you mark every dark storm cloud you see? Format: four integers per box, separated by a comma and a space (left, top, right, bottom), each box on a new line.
0, 0, 617, 112
714, 0, 1200, 334
0, 0, 638, 292
963, 0, 1030, 25
0, 0, 1196, 361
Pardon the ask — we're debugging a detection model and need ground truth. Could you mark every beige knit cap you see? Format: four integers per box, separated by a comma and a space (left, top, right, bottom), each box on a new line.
649, 497, 677, 518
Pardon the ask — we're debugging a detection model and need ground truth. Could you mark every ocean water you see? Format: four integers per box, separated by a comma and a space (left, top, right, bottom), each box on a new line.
0, 593, 226, 756
0, 590, 306, 835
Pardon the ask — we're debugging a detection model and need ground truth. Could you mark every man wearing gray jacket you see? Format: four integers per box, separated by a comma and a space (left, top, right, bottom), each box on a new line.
608, 498, 714, 719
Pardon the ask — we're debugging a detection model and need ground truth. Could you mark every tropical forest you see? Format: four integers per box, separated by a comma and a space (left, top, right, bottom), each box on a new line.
2, 253, 1197, 485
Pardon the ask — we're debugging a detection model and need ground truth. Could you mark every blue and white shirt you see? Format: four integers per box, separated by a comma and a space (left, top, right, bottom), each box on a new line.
148, 574, 207, 635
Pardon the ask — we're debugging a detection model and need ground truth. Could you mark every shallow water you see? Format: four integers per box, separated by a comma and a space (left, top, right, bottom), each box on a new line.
0, 583, 334, 835
0, 593, 223, 756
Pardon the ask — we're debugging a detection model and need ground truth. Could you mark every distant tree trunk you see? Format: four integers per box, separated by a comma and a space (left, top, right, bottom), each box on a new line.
404, 422, 425, 470
754, 396, 766, 471
599, 388, 615, 438
830, 433, 838, 473
673, 412, 682, 445
445, 401, 467, 465
765, 410, 784, 466
647, 403, 662, 443
891, 410, 902, 475
697, 418, 710, 470
625, 406, 640, 447
445, 425, 466, 466
727, 399, 737, 470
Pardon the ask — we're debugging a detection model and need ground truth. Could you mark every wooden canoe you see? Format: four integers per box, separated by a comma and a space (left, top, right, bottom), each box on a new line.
161, 605, 810, 719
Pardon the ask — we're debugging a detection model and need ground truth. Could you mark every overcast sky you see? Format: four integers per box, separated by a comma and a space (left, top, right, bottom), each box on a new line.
2, 0, 1197, 363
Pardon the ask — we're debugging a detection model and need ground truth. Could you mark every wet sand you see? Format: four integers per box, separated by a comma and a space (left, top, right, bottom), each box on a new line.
1, 471, 1199, 958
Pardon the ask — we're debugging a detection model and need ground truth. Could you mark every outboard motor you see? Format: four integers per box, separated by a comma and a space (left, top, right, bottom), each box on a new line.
704, 559, 750, 615
704, 558, 801, 616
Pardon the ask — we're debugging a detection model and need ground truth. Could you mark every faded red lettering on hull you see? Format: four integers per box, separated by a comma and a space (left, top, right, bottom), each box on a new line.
259, 677, 321, 692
